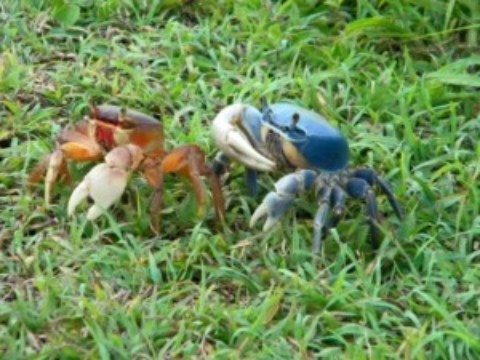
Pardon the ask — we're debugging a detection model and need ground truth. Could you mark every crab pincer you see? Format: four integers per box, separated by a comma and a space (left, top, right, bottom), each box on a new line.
67, 144, 143, 220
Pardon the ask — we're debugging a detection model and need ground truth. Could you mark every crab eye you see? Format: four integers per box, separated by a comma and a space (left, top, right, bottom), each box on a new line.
262, 108, 275, 124
118, 109, 137, 129
281, 114, 306, 141
118, 117, 136, 129
292, 113, 300, 124
284, 126, 306, 141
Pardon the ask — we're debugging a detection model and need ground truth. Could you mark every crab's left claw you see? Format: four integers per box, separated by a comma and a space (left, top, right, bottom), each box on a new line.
68, 144, 143, 220
212, 104, 276, 172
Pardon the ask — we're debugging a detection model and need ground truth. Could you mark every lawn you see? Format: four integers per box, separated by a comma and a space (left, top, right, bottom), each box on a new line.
1, 0, 479, 359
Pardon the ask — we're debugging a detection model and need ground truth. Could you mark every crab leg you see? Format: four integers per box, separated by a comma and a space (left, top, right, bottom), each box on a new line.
68, 144, 143, 220
350, 168, 403, 220
331, 185, 347, 219
212, 152, 231, 176
44, 150, 66, 206
28, 150, 69, 206
141, 156, 165, 234
160, 145, 226, 227
245, 168, 259, 197
345, 177, 381, 249
312, 184, 333, 254
28, 129, 104, 206
250, 169, 316, 231
212, 152, 259, 197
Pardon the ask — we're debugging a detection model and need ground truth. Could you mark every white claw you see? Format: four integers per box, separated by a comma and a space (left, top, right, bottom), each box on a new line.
249, 202, 267, 228
67, 145, 143, 221
250, 202, 281, 232
225, 130, 276, 171
87, 204, 106, 220
68, 181, 89, 216
212, 104, 276, 172
68, 164, 129, 219
262, 216, 279, 232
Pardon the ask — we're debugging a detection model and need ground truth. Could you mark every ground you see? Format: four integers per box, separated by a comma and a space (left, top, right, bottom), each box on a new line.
1, 1, 479, 359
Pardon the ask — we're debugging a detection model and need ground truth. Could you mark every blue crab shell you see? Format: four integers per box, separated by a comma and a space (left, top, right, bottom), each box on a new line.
261, 103, 350, 172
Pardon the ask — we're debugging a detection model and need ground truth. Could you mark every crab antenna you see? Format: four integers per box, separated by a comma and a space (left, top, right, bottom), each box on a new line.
260, 96, 269, 110
260, 98, 275, 124
290, 113, 300, 129
88, 104, 98, 118
119, 107, 128, 122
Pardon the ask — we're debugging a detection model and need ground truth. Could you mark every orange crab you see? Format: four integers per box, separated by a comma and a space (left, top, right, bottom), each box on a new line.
28, 104, 225, 232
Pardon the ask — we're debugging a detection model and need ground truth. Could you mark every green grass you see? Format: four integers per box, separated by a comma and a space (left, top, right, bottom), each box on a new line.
1, 0, 480, 358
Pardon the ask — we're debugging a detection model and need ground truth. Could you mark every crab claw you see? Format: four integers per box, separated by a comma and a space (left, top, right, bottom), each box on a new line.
68, 144, 143, 220
212, 104, 276, 172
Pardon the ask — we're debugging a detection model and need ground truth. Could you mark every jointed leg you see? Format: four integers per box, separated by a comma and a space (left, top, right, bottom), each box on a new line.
212, 152, 230, 177
250, 169, 316, 231
245, 168, 259, 197
28, 151, 71, 206
313, 182, 332, 254
161, 146, 207, 217
142, 157, 165, 234
312, 184, 347, 253
212, 151, 244, 212
345, 177, 381, 249
213, 150, 259, 197
331, 185, 347, 220
351, 168, 403, 220
205, 167, 226, 227
29, 145, 102, 206
193, 149, 227, 224
160, 145, 226, 227
44, 150, 66, 206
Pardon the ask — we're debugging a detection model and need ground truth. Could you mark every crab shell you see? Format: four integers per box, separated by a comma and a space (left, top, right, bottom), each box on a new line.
212, 103, 350, 174
258, 103, 350, 172
84, 104, 165, 155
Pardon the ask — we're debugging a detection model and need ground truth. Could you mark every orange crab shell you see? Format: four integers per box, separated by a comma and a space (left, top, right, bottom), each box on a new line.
85, 104, 165, 156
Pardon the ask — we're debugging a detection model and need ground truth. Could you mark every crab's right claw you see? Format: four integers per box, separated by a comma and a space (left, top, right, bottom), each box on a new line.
212, 104, 276, 172
68, 145, 143, 220
67, 164, 129, 220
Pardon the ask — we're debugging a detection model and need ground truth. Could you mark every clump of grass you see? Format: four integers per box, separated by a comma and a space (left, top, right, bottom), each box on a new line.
1, 0, 479, 358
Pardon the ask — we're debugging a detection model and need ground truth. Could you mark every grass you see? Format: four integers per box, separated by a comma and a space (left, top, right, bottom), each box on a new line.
1, 0, 479, 358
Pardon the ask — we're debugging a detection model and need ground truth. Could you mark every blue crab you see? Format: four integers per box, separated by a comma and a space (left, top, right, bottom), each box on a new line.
211, 101, 403, 253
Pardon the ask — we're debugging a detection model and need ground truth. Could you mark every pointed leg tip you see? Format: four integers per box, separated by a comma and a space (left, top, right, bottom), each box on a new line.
151, 226, 160, 236
197, 206, 206, 219
312, 232, 323, 255
250, 203, 267, 228
262, 217, 279, 232
397, 209, 405, 221
150, 219, 161, 235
